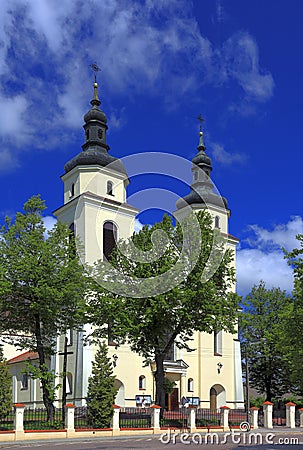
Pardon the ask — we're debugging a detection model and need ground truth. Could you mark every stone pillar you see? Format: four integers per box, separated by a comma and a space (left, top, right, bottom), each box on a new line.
220, 406, 230, 431
65, 403, 75, 436
188, 407, 196, 433
286, 402, 296, 429
14, 403, 25, 440
151, 405, 161, 433
263, 401, 273, 429
111, 404, 120, 436
250, 407, 259, 429
298, 408, 303, 427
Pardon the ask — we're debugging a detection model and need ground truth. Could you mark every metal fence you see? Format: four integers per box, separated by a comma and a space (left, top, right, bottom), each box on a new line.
23, 408, 63, 430
0, 410, 15, 431
74, 406, 90, 429
228, 409, 247, 427
273, 407, 286, 426
119, 407, 151, 429
258, 408, 264, 427
161, 408, 189, 429
196, 408, 221, 427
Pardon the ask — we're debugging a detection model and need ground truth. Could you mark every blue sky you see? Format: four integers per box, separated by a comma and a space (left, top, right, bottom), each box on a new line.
0, 0, 302, 296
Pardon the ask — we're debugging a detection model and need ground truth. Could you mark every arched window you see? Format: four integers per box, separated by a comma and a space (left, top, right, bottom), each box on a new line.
107, 181, 113, 196
188, 378, 194, 392
103, 221, 117, 261
86, 129, 89, 140
70, 183, 75, 197
98, 128, 103, 139
139, 375, 146, 390
215, 216, 220, 229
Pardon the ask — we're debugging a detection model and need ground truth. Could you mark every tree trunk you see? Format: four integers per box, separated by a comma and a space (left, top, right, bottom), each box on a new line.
155, 353, 166, 411
35, 314, 55, 422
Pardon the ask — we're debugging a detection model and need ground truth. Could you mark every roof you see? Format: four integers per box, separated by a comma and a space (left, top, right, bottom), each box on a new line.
8, 351, 39, 364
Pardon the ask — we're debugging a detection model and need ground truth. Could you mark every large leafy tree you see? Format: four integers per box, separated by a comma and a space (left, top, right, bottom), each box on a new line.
86, 343, 117, 428
283, 235, 303, 394
0, 196, 88, 421
89, 210, 239, 409
239, 281, 292, 402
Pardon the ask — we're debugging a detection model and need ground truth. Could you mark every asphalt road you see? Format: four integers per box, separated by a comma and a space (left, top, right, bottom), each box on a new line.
1, 430, 303, 449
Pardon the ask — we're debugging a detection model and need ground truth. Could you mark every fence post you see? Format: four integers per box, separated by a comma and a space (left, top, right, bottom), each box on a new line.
65, 403, 75, 437
188, 407, 196, 433
298, 408, 303, 427
151, 405, 161, 433
250, 407, 259, 429
263, 401, 273, 429
286, 402, 296, 429
14, 403, 25, 440
220, 406, 230, 431
111, 404, 120, 436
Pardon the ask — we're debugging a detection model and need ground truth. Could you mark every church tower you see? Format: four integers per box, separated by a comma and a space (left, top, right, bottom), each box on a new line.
54, 79, 138, 264
174, 122, 244, 409
53, 79, 138, 405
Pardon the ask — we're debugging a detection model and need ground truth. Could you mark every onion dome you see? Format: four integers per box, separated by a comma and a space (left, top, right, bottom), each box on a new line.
64, 80, 126, 175
176, 119, 228, 211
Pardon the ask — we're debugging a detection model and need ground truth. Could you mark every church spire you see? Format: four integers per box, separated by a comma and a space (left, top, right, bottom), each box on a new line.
82, 64, 108, 152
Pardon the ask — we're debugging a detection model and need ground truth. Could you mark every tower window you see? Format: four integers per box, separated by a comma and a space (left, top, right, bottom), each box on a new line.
86, 129, 89, 140
70, 183, 75, 197
214, 330, 222, 356
139, 375, 146, 390
103, 221, 117, 261
194, 172, 198, 181
215, 216, 220, 228
107, 181, 113, 196
188, 378, 194, 392
98, 129, 103, 139
21, 373, 28, 390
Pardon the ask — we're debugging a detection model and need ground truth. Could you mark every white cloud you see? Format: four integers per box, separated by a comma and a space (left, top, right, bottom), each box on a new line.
43, 215, 57, 239
134, 218, 144, 233
222, 31, 274, 104
236, 217, 303, 296
0, 149, 20, 173
0, 1, 274, 169
210, 142, 246, 166
237, 247, 293, 297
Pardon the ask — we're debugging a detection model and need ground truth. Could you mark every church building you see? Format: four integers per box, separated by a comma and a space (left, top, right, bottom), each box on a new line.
6, 79, 244, 410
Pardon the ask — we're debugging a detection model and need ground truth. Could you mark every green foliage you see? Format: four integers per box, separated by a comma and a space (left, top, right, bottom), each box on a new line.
249, 396, 266, 408
25, 362, 61, 404
86, 343, 117, 428
163, 378, 176, 394
90, 210, 239, 407
0, 346, 12, 419
283, 235, 303, 396
239, 281, 292, 401
0, 195, 88, 417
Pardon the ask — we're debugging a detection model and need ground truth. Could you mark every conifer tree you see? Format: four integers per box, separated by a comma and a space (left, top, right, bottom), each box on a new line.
86, 343, 117, 428
0, 345, 12, 419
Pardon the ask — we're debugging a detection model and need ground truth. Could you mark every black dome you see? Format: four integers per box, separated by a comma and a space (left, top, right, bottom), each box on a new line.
84, 107, 107, 124
192, 150, 211, 167
176, 190, 228, 210
64, 149, 127, 175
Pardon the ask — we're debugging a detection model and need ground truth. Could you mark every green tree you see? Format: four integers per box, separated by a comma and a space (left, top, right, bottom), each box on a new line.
0, 345, 12, 419
239, 281, 292, 402
0, 195, 88, 421
86, 343, 117, 428
283, 234, 303, 395
89, 211, 239, 409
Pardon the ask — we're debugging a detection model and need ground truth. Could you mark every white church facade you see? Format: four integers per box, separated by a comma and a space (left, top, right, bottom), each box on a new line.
5, 80, 244, 410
